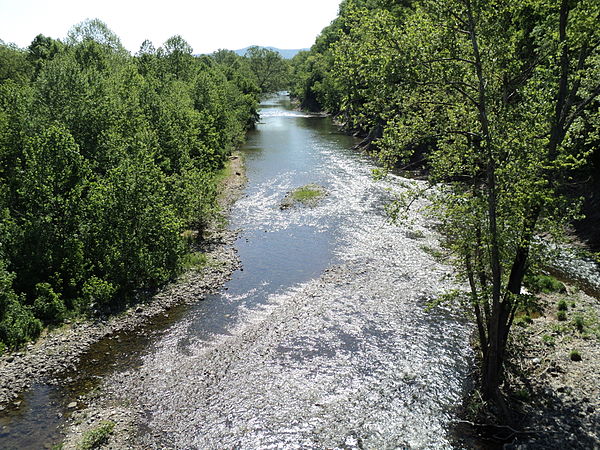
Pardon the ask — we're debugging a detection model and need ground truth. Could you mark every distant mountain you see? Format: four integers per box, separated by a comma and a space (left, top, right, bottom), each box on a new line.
233, 46, 308, 59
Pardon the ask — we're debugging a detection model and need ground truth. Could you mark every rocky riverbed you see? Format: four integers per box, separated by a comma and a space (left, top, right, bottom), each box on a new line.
505, 284, 600, 449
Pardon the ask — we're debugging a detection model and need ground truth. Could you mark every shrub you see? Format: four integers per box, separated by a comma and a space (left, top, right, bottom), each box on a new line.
525, 274, 566, 294
569, 349, 582, 361
182, 252, 208, 270
557, 310, 567, 321
80, 277, 116, 311
0, 263, 43, 348
557, 299, 568, 311
572, 314, 585, 333
525, 274, 563, 293
0, 299, 42, 349
33, 283, 66, 325
516, 314, 533, 327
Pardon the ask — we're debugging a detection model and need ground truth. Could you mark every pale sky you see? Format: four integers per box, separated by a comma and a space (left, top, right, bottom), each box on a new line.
0, 0, 342, 54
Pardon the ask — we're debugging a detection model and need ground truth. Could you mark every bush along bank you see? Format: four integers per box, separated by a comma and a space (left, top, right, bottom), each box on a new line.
0, 150, 246, 410
0, 20, 260, 352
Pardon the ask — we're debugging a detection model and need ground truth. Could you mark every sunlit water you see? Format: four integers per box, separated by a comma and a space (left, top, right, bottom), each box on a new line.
108, 94, 474, 448
1, 94, 477, 449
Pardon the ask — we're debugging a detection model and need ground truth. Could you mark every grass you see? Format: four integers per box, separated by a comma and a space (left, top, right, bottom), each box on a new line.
77, 420, 115, 450
550, 322, 568, 334
541, 334, 555, 346
524, 274, 566, 294
182, 251, 208, 271
214, 157, 235, 184
280, 184, 326, 210
557, 310, 567, 321
290, 185, 324, 203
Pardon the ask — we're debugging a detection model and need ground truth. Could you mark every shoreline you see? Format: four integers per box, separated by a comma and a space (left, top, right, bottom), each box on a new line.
0, 151, 247, 414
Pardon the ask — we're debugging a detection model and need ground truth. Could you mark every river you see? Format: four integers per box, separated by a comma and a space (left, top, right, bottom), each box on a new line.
1, 93, 474, 448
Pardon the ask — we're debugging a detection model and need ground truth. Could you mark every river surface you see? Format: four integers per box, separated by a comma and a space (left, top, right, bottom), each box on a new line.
1, 94, 474, 448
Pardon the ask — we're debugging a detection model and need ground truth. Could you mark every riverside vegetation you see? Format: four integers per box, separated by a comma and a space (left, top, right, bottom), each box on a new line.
290, 0, 600, 420
0, 20, 291, 352
1, 1, 599, 444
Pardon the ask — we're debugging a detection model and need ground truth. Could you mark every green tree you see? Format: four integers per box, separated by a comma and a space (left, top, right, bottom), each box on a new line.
376, 0, 600, 409
66, 19, 126, 54
0, 260, 42, 350
0, 19, 259, 348
245, 46, 289, 94
12, 125, 89, 305
27, 34, 63, 78
161, 35, 195, 81
0, 41, 32, 84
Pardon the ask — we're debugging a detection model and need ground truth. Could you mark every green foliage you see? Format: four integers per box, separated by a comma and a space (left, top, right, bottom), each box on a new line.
557, 310, 568, 321
0, 261, 42, 349
541, 334, 555, 346
33, 283, 66, 325
569, 349, 582, 362
572, 314, 586, 333
182, 252, 208, 271
245, 46, 289, 94
557, 299, 568, 311
0, 41, 33, 83
525, 275, 566, 294
27, 35, 63, 78
0, 21, 259, 348
292, 0, 600, 403
77, 420, 115, 450
80, 277, 116, 312
515, 314, 533, 327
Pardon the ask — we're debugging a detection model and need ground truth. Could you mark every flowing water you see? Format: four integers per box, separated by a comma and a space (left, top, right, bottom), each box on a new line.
0, 94, 475, 448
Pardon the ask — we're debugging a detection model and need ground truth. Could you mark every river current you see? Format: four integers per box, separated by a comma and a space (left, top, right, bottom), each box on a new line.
106, 94, 473, 448
1, 93, 474, 448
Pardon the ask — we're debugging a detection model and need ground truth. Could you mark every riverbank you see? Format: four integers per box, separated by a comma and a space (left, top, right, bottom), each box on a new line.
0, 152, 247, 444
505, 282, 600, 448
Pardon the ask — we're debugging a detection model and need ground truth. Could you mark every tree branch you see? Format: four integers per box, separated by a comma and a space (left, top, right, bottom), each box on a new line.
563, 83, 600, 132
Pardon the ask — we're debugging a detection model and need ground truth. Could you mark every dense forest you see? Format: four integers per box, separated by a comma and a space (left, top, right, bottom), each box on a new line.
0, 20, 291, 351
290, 0, 600, 406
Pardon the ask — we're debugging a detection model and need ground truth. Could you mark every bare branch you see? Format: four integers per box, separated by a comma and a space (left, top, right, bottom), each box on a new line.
563, 83, 600, 132
447, 83, 480, 108
421, 57, 477, 66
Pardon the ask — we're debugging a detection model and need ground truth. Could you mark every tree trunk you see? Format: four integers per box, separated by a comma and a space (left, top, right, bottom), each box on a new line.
482, 336, 501, 399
